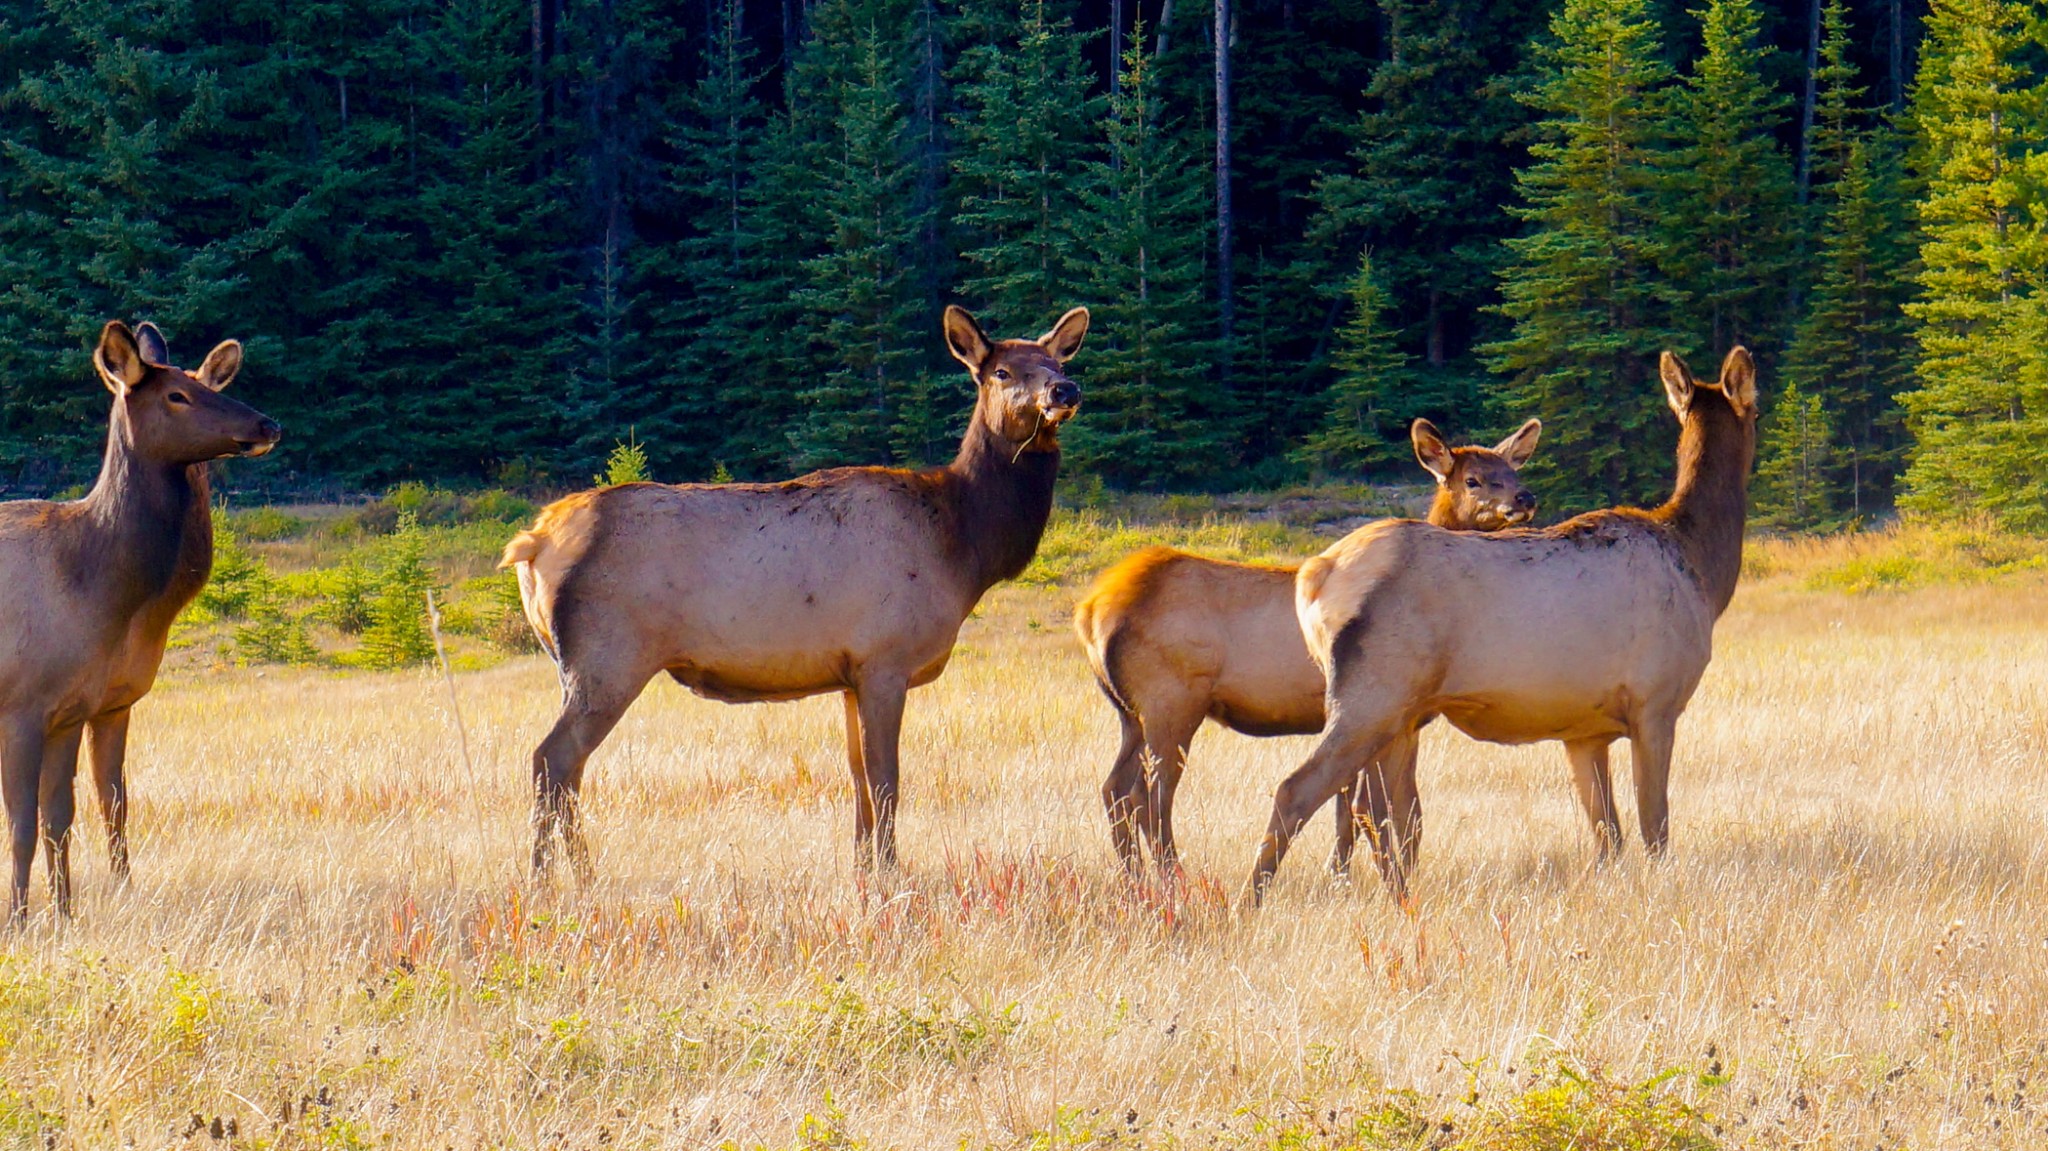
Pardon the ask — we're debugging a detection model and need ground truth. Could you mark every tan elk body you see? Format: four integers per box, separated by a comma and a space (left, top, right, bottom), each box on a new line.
503, 306, 1087, 876
0, 323, 280, 919
1074, 418, 1540, 872
1248, 348, 1758, 901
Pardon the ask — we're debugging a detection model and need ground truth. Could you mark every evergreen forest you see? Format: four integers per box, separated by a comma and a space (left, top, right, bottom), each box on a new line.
2, 0, 2045, 529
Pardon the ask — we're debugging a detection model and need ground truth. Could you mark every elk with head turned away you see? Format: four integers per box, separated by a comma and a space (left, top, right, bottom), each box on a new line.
1074, 417, 1542, 876
1250, 348, 1758, 904
0, 322, 281, 922
502, 305, 1088, 879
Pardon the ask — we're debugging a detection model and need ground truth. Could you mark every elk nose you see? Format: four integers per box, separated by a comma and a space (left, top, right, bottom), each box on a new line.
1514, 490, 1536, 511
257, 418, 283, 442
1049, 380, 1080, 408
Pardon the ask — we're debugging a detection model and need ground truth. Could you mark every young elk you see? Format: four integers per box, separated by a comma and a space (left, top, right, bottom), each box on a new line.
1250, 349, 1757, 904
503, 306, 1087, 879
0, 322, 280, 921
1074, 417, 1541, 874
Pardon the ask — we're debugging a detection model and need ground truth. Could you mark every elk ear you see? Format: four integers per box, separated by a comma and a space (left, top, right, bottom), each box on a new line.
197, 340, 243, 391
94, 321, 149, 394
1037, 306, 1090, 364
1717, 346, 1757, 418
1411, 419, 1454, 484
944, 305, 993, 373
135, 322, 170, 367
1660, 351, 1695, 421
1492, 418, 1542, 469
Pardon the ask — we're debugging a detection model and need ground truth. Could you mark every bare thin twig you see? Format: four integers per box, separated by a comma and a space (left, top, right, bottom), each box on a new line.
426, 589, 490, 855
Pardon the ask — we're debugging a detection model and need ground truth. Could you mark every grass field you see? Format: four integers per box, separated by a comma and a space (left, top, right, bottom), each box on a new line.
2, 508, 2046, 1149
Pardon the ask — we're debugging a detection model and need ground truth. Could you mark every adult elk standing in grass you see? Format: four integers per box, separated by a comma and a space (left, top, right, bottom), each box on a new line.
503, 306, 1087, 878
1074, 418, 1541, 875
1253, 348, 1757, 903
0, 322, 281, 921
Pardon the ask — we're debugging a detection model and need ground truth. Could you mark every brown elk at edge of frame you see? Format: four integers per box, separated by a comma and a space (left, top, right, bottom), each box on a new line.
502, 305, 1088, 880
0, 322, 282, 922
1073, 417, 1541, 877
1253, 347, 1758, 904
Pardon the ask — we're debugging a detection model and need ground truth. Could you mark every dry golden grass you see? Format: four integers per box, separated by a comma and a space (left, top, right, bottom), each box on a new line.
2, 551, 2046, 1149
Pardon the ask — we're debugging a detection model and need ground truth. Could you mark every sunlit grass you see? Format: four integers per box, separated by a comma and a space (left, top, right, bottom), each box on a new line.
3, 513, 2046, 1147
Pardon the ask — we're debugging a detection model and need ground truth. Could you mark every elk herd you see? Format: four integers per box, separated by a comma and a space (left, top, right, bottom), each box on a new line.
0, 308, 1761, 923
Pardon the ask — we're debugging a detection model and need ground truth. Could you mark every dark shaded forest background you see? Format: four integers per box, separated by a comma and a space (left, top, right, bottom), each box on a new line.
6, 0, 2040, 527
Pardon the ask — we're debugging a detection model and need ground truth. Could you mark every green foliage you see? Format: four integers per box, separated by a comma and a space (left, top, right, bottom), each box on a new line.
1661, 0, 1796, 358
1297, 249, 1414, 475
1753, 375, 1839, 530
599, 432, 652, 486
355, 513, 441, 670
195, 520, 268, 621
230, 506, 309, 542
1484, 0, 1684, 513
1062, 26, 1228, 488
234, 594, 320, 666
1898, 0, 2048, 529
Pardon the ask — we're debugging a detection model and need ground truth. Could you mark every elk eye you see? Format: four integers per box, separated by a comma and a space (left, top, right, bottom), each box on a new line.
167, 391, 192, 407
1464, 477, 1480, 488
992, 368, 1011, 381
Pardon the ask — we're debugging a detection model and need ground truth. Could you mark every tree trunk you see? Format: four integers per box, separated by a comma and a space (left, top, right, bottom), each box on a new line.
1889, 0, 1903, 110
1110, 0, 1123, 98
1157, 0, 1173, 57
1214, 0, 1234, 358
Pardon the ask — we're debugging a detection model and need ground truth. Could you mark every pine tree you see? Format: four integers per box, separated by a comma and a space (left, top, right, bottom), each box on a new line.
1751, 374, 1839, 529
1897, 0, 2048, 528
1662, 0, 1797, 359
1483, 0, 1682, 512
1063, 27, 1227, 488
644, 0, 784, 476
949, 0, 1099, 334
1295, 249, 1412, 476
788, 8, 932, 468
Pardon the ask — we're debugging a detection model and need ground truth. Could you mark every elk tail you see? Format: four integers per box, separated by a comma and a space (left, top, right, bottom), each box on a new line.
500, 529, 563, 668
1295, 554, 1338, 678
1074, 595, 1135, 718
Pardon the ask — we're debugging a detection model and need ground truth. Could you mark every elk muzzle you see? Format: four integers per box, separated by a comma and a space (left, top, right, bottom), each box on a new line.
1044, 377, 1081, 425
236, 417, 283, 458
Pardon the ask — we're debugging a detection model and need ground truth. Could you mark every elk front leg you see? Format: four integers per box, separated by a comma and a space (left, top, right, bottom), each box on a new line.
852, 673, 909, 870
1564, 737, 1621, 859
39, 725, 83, 918
2, 719, 45, 924
88, 708, 132, 880
1629, 715, 1679, 857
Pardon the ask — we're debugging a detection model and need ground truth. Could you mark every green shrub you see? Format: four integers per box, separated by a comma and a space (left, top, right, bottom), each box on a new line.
355, 514, 442, 669
452, 571, 540, 653
195, 520, 270, 620
464, 487, 535, 524
234, 593, 320, 666
230, 505, 307, 541
598, 431, 650, 486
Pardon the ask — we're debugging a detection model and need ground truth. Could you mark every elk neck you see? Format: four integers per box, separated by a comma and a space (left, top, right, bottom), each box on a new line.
78, 408, 215, 620
940, 400, 1060, 594
1656, 396, 1754, 617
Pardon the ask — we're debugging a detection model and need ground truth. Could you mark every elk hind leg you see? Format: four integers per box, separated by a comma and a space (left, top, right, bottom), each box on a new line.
2, 719, 45, 924
1098, 710, 1147, 875
1629, 715, 1679, 857
531, 671, 644, 884
88, 708, 133, 880
1249, 714, 1404, 905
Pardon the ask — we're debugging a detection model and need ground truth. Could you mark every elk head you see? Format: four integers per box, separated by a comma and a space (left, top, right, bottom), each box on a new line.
944, 305, 1087, 455
1660, 346, 1758, 426
94, 322, 282, 466
1412, 417, 1541, 530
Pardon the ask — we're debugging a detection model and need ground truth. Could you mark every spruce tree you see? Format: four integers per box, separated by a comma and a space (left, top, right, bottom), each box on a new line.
1295, 249, 1412, 476
1063, 28, 1226, 488
1751, 374, 1839, 529
1484, 0, 1682, 512
1662, 0, 1797, 358
788, 10, 931, 468
949, 0, 1098, 335
1897, 0, 2048, 527
1312, 0, 1520, 438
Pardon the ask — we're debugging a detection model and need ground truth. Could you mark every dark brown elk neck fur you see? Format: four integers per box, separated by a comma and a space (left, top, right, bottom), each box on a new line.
935, 396, 1059, 594
1652, 395, 1754, 617
78, 410, 215, 622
